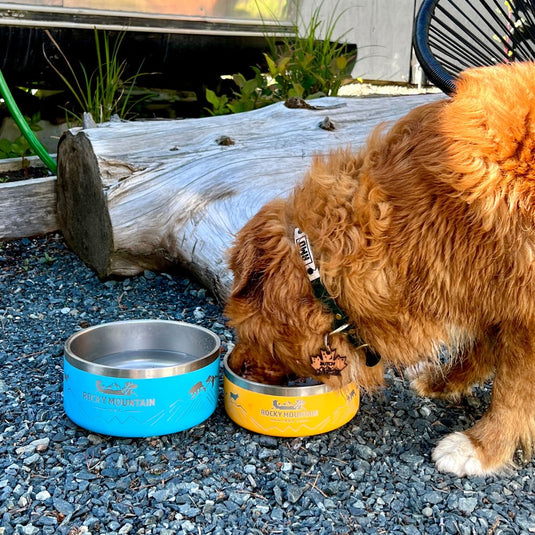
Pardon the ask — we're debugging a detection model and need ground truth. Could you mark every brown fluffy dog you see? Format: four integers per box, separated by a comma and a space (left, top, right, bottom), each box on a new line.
225, 62, 535, 476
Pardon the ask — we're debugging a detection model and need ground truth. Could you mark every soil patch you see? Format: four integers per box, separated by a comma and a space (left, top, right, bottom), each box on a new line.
0, 166, 53, 183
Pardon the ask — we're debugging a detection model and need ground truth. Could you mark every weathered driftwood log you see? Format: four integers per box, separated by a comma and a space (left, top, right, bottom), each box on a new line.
57, 95, 442, 302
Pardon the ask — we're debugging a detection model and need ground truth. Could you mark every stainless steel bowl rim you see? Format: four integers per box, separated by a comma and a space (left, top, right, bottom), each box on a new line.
65, 320, 221, 379
223, 351, 334, 396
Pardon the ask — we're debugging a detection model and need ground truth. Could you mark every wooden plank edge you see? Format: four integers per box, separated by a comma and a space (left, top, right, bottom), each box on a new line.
0, 175, 59, 240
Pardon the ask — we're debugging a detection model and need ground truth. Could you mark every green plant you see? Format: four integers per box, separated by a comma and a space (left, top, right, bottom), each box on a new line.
205, 1, 356, 116
0, 137, 31, 160
0, 112, 43, 178
38, 251, 56, 265
0, 112, 42, 159
45, 29, 152, 124
265, 2, 355, 98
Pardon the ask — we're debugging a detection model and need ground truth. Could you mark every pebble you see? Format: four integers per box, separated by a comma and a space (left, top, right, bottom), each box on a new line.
0, 235, 533, 535
458, 497, 478, 515
35, 490, 51, 501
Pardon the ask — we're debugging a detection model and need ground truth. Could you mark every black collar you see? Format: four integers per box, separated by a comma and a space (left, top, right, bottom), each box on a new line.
294, 228, 381, 367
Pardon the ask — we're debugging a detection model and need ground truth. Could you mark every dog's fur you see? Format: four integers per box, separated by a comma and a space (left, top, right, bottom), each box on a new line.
225, 62, 535, 476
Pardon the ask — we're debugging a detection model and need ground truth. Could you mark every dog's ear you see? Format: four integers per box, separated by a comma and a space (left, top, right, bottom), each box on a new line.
228, 232, 267, 303
228, 199, 290, 302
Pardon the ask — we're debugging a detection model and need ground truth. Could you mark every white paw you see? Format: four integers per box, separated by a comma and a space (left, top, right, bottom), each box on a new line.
432, 432, 487, 477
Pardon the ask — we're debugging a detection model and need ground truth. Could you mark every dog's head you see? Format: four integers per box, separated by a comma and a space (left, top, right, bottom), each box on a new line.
224, 194, 384, 389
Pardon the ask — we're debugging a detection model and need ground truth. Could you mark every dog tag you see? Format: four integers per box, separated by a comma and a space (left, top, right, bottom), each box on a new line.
310, 344, 348, 375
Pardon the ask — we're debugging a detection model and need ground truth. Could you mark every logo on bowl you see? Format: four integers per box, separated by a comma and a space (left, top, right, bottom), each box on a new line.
260, 399, 319, 420
96, 380, 137, 396
81, 380, 156, 408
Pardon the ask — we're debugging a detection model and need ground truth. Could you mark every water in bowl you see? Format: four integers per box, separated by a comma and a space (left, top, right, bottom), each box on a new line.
93, 349, 197, 369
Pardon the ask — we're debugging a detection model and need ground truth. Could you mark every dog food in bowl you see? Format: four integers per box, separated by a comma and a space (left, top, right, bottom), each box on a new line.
223, 352, 359, 437
63, 320, 221, 437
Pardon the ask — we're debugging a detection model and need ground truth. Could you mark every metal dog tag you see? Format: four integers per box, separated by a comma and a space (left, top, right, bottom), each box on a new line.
310, 343, 348, 376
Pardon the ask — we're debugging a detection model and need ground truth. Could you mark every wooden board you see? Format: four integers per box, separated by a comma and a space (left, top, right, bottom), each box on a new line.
0, 155, 58, 239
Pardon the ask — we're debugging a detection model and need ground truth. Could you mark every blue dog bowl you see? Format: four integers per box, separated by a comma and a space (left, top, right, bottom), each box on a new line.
63, 320, 221, 437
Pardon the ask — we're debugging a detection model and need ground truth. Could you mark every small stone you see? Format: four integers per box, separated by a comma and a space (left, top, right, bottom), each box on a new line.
273, 485, 283, 505
356, 445, 376, 460
23, 453, 40, 466
34, 438, 50, 453
258, 448, 274, 460
35, 490, 51, 501
53, 497, 75, 516
16, 437, 49, 456
423, 491, 444, 505
203, 500, 215, 514
193, 308, 205, 320
287, 485, 304, 504
258, 436, 278, 448
458, 497, 478, 515
255, 504, 270, 515
244, 464, 256, 474
20, 525, 39, 535
151, 489, 169, 502
420, 406, 432, 417
324, 498, 337, 509
88, 434, 105, 445
271, 507, 284, 522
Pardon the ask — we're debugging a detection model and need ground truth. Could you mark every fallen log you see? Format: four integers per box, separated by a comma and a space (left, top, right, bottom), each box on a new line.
57, 94, 442, 302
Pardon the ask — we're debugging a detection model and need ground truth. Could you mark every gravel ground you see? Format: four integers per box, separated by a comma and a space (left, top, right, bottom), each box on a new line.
1, 234, 534, 535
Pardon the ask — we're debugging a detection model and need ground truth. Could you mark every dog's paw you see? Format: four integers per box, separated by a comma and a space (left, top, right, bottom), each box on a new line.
432, 432, 487, 476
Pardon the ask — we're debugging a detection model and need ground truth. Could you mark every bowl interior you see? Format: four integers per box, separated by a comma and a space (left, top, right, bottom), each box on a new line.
223, 351, 332, 396
65, 320, 220, 378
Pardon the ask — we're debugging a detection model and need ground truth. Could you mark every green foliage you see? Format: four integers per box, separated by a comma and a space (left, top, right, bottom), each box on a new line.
45, 29, 152, 124
0, 113, 42, 160
265, 2, 354, 97
0, 137, 31, 160
205, 1, 356, 116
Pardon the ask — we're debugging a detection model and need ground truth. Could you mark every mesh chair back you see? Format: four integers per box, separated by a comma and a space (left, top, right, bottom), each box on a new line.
414, 0, 535, 93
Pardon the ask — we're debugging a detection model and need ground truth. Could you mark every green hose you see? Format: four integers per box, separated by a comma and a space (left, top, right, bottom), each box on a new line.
0, 70, 57, 174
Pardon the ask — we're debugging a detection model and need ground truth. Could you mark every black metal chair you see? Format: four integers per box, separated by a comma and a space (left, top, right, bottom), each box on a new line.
413, 0, 535, 94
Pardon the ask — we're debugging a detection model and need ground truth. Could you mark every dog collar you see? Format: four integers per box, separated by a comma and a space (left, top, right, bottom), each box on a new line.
294, 228, 381, 368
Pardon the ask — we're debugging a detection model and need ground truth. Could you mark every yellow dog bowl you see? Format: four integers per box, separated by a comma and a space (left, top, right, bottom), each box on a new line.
223, 353, 359, 437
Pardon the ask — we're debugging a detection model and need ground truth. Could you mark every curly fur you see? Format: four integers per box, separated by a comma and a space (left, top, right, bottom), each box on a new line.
225, 62, 535, 476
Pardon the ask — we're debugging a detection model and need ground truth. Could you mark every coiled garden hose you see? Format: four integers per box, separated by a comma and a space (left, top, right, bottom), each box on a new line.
0, 69, 57, 174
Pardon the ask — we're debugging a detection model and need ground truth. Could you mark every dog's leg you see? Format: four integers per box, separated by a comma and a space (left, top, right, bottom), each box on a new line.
432, 325, 535, 476
409, 333, 497, 400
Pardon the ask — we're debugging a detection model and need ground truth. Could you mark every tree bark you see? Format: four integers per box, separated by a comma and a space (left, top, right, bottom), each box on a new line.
56, 94, 442, 302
